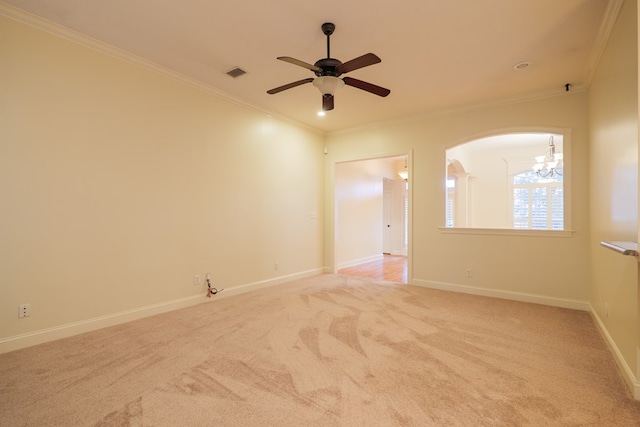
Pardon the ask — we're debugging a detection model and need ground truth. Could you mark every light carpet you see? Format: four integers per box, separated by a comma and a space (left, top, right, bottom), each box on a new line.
1, 274, 639, 426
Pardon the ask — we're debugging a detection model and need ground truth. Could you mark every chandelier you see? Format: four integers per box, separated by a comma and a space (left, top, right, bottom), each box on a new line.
532, 136, 563, 178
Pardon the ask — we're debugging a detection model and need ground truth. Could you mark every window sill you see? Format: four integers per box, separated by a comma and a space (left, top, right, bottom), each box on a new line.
438, 227, 574, 238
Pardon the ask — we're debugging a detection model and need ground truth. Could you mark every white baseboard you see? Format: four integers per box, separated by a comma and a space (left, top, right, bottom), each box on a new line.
411, 279, 590, 311
0, 294, 205, 354
211, 268, 324, 299
590, 304, 640, 400
337, 254, 384, 270
412, 279, 639, 401
0, 268, 323, 354
389, 251, 408, 256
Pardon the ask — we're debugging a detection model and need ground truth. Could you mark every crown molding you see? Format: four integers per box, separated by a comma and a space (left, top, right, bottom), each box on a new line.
0, 2, 324, 136
329, 1, 623, 137
329, 84, 588, 137
582, 0, 625, 87
1, 0, 622, 138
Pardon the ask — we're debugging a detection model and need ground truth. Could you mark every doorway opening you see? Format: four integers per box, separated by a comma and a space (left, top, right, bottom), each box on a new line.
334, 154, 409, 283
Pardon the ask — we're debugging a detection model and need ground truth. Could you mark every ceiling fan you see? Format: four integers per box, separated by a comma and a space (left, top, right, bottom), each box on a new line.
267, 22, 390, 111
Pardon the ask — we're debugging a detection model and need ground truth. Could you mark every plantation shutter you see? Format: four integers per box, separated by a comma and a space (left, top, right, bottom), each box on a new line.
551, 186, 563, 229
446, 179, 455, 227
512, 170, 563, 230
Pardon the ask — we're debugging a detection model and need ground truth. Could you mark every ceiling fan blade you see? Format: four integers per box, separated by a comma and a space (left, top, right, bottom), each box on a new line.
343, 77, 390, 97
267, 78, 314, 94
336, 53, 381, 74
322, 94, 334, 111
277, 57, 322, 73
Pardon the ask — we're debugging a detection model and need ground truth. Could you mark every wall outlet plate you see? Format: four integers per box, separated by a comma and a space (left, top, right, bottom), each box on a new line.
19, 303, 30, 318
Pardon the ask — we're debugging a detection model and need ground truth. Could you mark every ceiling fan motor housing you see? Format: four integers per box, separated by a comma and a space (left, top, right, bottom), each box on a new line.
314, 58, 343, 77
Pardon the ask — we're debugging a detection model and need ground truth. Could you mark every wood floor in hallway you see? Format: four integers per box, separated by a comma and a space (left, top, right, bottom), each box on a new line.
338, 255, 407, 283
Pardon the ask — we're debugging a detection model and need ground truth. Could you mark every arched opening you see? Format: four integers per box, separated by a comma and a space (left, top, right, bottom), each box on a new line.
445, 131, 569, 230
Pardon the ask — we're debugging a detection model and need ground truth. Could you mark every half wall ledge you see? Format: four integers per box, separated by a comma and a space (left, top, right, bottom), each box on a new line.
600, 241, 638, 257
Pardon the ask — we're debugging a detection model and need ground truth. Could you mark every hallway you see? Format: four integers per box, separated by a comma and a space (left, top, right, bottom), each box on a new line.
338, 255, 407, 283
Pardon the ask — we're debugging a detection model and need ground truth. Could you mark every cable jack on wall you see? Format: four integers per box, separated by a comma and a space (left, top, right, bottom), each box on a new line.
206, 276, 223, 298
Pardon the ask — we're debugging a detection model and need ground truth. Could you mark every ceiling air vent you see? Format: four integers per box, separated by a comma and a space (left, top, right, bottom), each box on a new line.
225, 67, 246, 78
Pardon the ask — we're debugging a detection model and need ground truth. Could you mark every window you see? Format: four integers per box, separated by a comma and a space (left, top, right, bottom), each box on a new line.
446, 178, 456, 227
512, 170, 563, 229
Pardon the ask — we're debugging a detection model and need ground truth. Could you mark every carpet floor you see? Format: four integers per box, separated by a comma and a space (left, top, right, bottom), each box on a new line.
1, 274, 639, 426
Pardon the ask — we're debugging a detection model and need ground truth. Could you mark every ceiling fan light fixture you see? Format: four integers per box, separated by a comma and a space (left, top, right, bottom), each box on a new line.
313, 76, 345, 95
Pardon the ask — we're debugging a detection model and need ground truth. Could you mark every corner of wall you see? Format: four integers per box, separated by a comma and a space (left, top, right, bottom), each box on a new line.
590, 303, 640, 400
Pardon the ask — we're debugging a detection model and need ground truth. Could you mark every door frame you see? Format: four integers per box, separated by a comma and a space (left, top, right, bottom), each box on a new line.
330, 151, 412, 284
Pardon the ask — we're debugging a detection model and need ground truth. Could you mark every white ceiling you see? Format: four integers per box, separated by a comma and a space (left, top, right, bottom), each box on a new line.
1, 0, 613, 133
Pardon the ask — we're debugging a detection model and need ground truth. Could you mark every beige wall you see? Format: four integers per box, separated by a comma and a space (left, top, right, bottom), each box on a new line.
334, 160, 384, 268
589, 0, 639, 393
0, 16, 324, 349
325, 93, 590, 307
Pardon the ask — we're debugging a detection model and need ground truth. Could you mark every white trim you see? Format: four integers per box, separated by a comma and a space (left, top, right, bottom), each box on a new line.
444, 127, 573, 233
590, 304, 640, 400
439, 227, 574, 238
0, 294, 205, 354
411, 278, 589, 311
583, 0, 625, 86
337, 254, 384, 270
0, 268, 322, 354
411, 279, 639, 400
389, 250, 408, 256
445, 127, 572, 152
214, 268, 323, 298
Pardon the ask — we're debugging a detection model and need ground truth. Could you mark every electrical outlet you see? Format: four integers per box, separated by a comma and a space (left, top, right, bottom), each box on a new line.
19, 304, 30, 318
274, 262, 279, 271
194, 274, 201, 286
206, 273, 211, 281
466, 268, 473, 278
